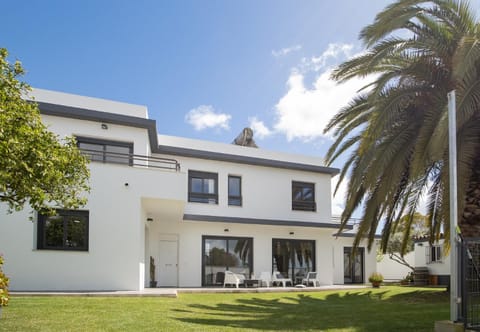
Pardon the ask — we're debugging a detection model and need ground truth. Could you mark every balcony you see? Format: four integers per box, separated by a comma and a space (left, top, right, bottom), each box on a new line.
80, 148, 180, 171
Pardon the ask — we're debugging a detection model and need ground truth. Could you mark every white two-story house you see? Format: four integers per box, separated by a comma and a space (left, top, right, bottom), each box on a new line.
0, 89, 377, 291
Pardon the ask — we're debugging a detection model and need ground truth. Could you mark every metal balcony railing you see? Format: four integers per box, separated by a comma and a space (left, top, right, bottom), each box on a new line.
80, 149, 180, 171
331, 216, 361, 226
292, 200, 316, 212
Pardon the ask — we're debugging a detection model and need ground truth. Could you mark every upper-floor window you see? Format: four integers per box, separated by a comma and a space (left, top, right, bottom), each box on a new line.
228, 175, 242, 206
76, 136, 133, 165
188, 170, 218, 204
292, 181, 316, 212
37, 210, 89, 251
427, 245, 442, 263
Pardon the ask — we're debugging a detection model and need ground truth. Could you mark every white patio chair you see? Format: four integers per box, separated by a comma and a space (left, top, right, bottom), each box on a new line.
272, 272, 293, 287
302, 271, 321, 287
258, 271, 272, 287
223, 270, 245, 288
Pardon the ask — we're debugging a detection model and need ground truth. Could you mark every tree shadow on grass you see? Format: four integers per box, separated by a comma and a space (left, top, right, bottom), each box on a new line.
173, 290, 448, 331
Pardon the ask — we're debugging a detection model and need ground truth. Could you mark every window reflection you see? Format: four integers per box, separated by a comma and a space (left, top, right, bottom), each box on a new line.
38, 210, 89, 251
272, 239, 315, 283
228, 176, 242, 206
203, 236, 253, 286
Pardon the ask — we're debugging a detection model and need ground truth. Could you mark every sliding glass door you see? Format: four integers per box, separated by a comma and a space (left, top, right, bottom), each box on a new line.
272, 239, 315, 284
202, 236, 253, 286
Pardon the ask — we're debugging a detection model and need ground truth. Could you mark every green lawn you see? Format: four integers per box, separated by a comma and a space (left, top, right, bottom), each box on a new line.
0, 286, 448, 331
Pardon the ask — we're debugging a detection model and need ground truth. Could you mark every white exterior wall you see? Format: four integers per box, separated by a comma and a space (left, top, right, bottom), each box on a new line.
1, 163, 184, 291
332, 237, 377, 284
142, 153, 338, 288
414, 240, 450, 276
42, 115, 150, 156
0, 102, 182, 290
154, 154, 333, 224
377, 252, 415, 281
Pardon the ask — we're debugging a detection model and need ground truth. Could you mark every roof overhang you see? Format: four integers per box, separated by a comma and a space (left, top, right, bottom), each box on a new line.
183, 214, 351, 229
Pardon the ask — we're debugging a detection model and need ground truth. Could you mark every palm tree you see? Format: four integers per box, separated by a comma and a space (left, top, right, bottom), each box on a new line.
324, 0, 480, 254
382, 213, 429, 270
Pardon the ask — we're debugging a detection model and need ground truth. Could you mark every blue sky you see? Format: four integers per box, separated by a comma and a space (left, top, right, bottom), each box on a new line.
4, 0, 478, 214
3, 1, 392, 155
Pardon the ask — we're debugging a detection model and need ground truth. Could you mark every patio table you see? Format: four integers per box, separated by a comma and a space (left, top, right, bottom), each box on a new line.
243, 279, 260, 287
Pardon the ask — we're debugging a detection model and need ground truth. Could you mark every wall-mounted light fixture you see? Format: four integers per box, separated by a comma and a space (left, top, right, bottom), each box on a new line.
101, 123, 108, 130
224, 229, 229, 232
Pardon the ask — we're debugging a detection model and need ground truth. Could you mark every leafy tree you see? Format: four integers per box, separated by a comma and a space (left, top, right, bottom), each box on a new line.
324, 0, 480, 253
0, 254, 8, 307
379, 213, 429, 271
0, 48, 90, 214
207, 248, 239, 267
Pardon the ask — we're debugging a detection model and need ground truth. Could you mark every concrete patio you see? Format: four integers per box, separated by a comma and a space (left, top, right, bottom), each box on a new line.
10, 284, 368, 298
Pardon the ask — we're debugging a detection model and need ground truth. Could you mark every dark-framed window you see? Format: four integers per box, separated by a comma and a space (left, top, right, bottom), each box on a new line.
76, 136, 133, 165
272, 239, 315, 284
202, 236, 253, 286
427, 245, 442, 263
188, 170, 218, 204
228, 175, 242, 206
292, 181, 316, 211
37, 210, 89, 251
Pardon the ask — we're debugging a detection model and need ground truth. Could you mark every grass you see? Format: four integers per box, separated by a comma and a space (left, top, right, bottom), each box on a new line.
0, 286, 448, 331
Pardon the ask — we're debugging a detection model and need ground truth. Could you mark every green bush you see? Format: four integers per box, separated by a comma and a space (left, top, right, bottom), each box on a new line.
368, 272, 384, 283
404, 272, 414, 282
0, 255, 9, 307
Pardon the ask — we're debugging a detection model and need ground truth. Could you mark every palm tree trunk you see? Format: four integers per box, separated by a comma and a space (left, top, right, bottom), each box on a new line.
460, 163, 480, 238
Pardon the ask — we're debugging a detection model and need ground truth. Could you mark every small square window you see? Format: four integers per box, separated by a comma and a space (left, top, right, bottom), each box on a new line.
37, 210, 89, 251
188, 171, 218, 204
292, 181, 316, 211
228, 176, 242, 206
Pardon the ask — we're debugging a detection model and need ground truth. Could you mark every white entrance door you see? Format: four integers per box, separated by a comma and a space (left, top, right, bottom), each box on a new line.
158, 240, 178, 287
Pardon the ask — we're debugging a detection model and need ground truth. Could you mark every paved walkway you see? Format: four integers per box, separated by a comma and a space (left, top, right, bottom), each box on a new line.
11, 284, 367, 298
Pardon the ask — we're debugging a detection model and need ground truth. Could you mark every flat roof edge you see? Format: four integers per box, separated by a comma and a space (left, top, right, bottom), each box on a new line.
37, 101, 154, 127
183, 214, 350, 229
36, 101, 160, 150
333, 232, 381, 239
160, 145, 339, 175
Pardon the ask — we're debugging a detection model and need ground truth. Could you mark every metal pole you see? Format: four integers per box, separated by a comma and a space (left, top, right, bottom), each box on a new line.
448, 90, 459, 322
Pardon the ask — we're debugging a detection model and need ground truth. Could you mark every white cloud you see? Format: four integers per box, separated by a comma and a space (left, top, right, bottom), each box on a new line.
272, 44, 302, 57
185, 105, 231, 131
274, 69, 367, 142
299, 43, 354, 72
272, 43, 372, 142
243, 43, 370, 144
248, 117, 273, 139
